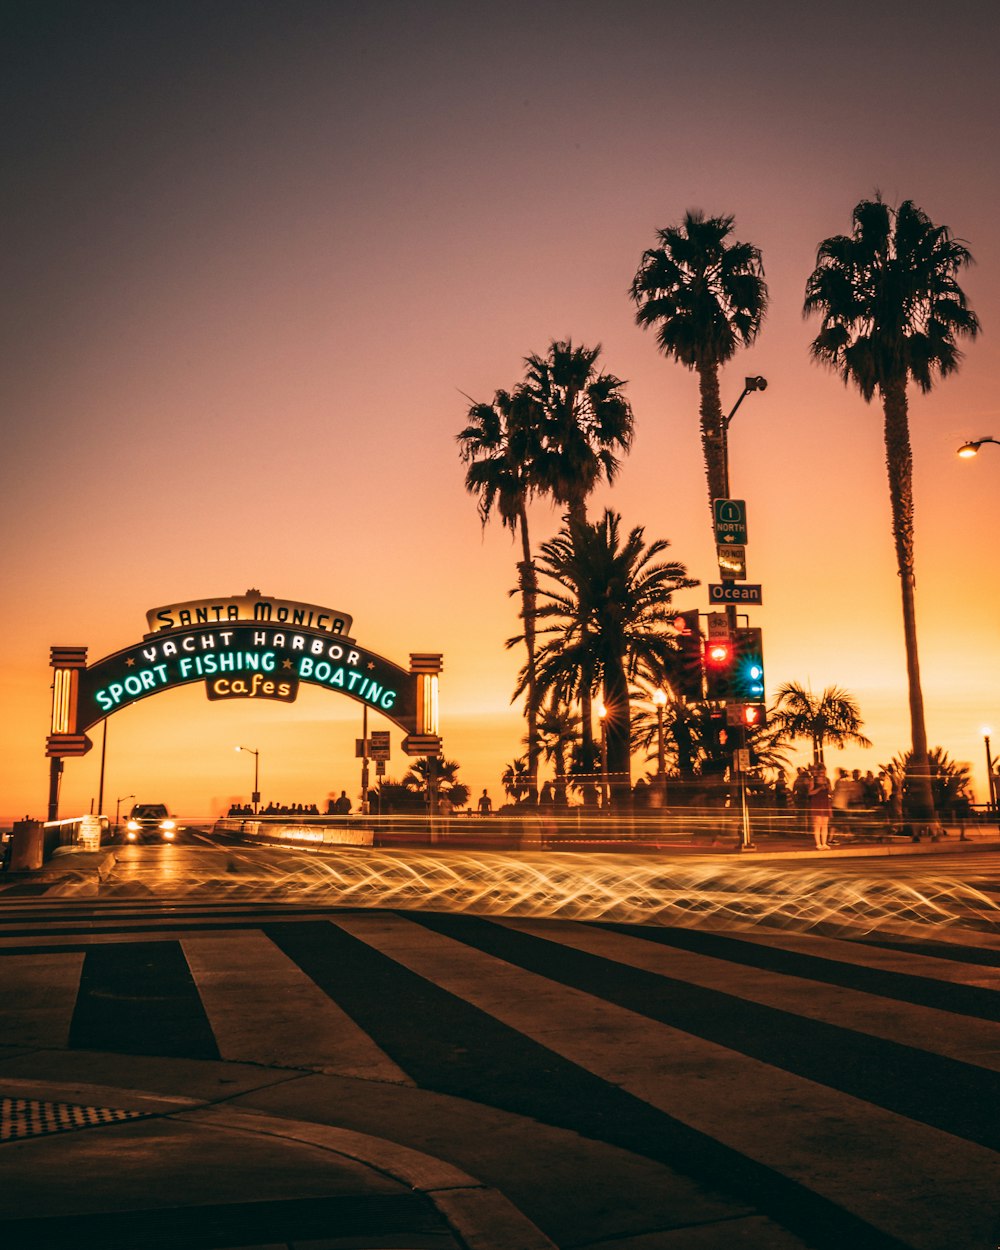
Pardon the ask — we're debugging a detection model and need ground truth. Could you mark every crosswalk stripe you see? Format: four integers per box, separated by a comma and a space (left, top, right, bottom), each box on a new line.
499, 917, 1000, 1071
332, 912, 1000, 1250
181, 930, 411, 1084
0, 951, 83, 1049
728, 924, 1000, 985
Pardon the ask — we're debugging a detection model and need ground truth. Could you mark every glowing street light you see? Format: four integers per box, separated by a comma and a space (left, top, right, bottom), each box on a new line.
115, 793, 134, 830
596, 702, 609, 810
652, 689, 668, 802
235, 745, 260, 814
958, 437, 1000, 458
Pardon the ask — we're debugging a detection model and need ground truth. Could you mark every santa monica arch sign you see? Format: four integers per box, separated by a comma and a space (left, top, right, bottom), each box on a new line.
46, 590, 442, 813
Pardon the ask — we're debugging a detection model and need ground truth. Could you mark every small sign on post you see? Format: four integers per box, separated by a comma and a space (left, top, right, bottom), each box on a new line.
369, 731, 390, 761
716, 545, 747, 579
707, 612, 729, 639
713, 499, 747, 546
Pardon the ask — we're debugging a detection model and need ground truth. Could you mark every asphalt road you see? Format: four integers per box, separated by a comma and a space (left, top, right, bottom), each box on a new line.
0, 838, 998, 1250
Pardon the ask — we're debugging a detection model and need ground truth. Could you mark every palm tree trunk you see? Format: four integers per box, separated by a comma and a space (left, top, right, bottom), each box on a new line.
881, 380, 935, 823
580, 664, 597, 807
696, 362, 727, 509
603, 659, 632, 808
517, 502, 539, 805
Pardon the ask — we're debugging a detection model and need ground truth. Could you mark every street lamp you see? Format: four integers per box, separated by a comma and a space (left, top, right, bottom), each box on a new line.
115, 793, 135, 830
235, 746, 260, 813
596, 702, 609, 809
983, 729, 996, 814
719, 375, 767, 498
652, 689, 668, 802
958, 437, 1000, 458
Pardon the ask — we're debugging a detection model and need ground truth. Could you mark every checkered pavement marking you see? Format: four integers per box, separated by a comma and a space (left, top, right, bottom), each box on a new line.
1, 1096, 151, 1143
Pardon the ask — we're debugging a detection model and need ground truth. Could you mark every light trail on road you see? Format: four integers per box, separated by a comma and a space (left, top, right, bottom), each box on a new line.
99, 844, 1000, 936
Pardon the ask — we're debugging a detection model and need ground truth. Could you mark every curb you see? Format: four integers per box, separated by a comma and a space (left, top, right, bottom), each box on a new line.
0, 1077, 557, 1250
175, 1107, 560, 1250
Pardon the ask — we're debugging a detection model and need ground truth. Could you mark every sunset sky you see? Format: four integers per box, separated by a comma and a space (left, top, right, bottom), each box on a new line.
3, 0, 999, 821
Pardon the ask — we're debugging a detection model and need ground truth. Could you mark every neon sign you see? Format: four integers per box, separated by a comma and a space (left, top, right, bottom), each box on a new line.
76, 622, 410, 730
46, 593, 443, 773
146, 590, 352, 637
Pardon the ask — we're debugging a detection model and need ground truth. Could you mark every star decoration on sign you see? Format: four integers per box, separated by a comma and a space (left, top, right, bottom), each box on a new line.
282, 659, 293, 670
125, 658, 136, 667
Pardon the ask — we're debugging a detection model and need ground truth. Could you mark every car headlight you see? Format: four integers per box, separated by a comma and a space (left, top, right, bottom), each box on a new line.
161, 819, 176, 831
127, 820, 140, 831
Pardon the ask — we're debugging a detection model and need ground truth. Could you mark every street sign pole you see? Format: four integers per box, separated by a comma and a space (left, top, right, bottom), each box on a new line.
361, 705, 369, 814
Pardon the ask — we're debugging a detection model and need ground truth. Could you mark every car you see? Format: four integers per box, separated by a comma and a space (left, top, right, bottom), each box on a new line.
123, 804, 179, 843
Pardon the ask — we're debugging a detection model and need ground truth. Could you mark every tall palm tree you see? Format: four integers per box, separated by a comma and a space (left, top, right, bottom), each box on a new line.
531, 510, 697, 807
520, 340, 634, 526
514, 339, 634, 788
804, 197, 980, 820
769, 683, 872, 766
457, 388, 545, 801
630, 211, 768, 509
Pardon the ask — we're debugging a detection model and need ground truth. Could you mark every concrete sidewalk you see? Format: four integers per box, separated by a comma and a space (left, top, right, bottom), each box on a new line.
0, 1061, 558, 1250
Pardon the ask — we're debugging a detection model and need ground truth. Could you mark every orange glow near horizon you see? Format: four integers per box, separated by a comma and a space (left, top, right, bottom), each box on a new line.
2, 4, 1000, 820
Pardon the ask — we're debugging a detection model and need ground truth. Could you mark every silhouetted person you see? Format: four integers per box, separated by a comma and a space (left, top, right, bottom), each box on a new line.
333, 790, 352, 815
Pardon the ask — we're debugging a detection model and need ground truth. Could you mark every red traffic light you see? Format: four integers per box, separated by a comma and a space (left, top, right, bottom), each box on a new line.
705, 639, 733, 666
742, 705, 762, 726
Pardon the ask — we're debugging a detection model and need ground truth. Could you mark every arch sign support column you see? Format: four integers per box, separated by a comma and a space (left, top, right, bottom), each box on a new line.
45, 590, 443, 821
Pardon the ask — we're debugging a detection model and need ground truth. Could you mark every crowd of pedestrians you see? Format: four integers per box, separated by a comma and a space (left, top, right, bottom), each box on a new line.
227, 801, 321, 816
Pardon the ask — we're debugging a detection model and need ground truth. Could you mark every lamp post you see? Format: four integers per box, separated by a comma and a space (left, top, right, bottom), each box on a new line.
235, 746, 260, 813
115, 793, 134, 831
984, 729, 996, 815
597, 702, 609, 810
652, 688, 667, 803
958, 437, 1000, 459
718, 375, 767, 498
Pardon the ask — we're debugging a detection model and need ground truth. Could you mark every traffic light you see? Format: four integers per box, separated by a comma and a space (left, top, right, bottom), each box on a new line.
733, 627, 765, 702
671, 609, 704, 701
703, 634, 735, 700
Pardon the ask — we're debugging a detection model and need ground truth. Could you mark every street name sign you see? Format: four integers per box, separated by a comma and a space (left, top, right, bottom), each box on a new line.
708, 583, 763, 605
713, 498, 747, 545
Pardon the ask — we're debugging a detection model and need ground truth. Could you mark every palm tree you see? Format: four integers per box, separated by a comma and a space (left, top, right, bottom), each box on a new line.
520, 340, 634, 526
501, 756, 532, 803
881, 747, 973, 821
769, 683, 872, 766
401, 758, 466, 810
630, 211, 768, 509
535, 699, 578, 806
457, 388, 545, 801
805, 197, 980, 820
531, 510, 697, 806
